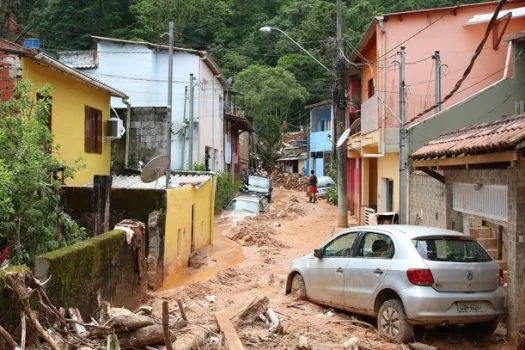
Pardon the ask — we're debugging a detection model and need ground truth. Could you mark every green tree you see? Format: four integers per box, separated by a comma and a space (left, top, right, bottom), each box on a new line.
34, 0, 134, 49
233, 65, 309, 169
0, 81, 86, 265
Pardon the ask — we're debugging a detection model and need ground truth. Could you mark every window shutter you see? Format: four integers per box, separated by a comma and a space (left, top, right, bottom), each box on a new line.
85, 106, 94, 153
85, 106, 103, 154
95, 108, 102, 154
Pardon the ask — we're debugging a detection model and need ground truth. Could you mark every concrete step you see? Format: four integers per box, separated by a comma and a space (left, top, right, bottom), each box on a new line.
470, 226, 492, 238
496, 260, 508, 271
477, 237, 498, 250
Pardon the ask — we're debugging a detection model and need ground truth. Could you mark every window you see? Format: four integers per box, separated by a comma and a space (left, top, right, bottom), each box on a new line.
321, 119, 331, 131
368, 78, 375, 98
412, 237, 491, 262
356, 232, 394, 259
323, 232, 358, 257
84, 106, 102, 154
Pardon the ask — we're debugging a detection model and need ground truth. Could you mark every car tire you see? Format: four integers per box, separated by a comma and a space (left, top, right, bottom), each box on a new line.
462, 319, 499, 340
377, 299, 413, 343
290, 273, 307, 300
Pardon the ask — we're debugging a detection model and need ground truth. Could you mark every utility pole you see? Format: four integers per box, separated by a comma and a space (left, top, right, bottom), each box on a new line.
334, 0, 348, 227
181, 85, 188, 169
433, 51, 442, 112
398, 47, 408, 224
188, 73, 195, 168
166, 21, 174, 188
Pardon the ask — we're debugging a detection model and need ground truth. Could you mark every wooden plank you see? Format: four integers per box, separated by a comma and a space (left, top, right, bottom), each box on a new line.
215, 310, 244, 350
413, 151, 517, 168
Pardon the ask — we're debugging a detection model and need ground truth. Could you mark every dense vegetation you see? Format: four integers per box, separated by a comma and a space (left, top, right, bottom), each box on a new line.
1, 0, 482, 167
0, 82, 86, 265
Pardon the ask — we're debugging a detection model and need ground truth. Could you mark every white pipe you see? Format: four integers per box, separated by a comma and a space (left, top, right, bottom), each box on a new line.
121, 99, 131, 169
503, 41, 513, 78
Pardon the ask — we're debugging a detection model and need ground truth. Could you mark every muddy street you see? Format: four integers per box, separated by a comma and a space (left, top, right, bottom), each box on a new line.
149, 188, 512, 350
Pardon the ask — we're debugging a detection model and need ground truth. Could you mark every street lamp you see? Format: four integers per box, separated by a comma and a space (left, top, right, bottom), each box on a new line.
259, 26, 331, 72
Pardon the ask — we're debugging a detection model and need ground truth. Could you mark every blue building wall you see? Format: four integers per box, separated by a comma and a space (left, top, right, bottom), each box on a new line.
308, 104, 332, 176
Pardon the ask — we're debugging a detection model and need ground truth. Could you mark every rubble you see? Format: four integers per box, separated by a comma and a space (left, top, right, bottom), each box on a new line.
270, 171, 309, 191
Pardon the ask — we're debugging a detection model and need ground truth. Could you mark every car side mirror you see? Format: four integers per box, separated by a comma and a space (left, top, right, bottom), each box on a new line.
314, 248, 323, 259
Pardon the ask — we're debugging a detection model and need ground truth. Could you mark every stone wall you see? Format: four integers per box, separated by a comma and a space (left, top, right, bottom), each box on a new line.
408, 171, 446, 228
34, 230, 146, 318
444, 166, 525, 343
111, 107, 169, 173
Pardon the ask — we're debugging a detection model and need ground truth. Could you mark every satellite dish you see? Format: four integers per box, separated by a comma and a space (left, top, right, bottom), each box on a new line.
336, 128, 351, 148
141, 155, 171, 183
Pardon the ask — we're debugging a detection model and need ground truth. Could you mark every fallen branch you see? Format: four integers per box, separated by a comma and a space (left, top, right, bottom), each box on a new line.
118, 324, 166, 348
177, 299, 188, 321
162, 301, 174, 350
20, 312, 26, 350
215, 310, 244, 350
0, 324, 19, 349
6, 273, 61, 350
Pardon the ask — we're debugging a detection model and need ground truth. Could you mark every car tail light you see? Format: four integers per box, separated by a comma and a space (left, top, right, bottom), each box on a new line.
407, 268, 434, 286
499, 269, 505, 286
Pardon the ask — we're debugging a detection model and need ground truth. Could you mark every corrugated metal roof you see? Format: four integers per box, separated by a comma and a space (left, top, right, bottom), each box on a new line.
57, 51, 97, 69
104, 173, 212, 190
412, 114, 525, 159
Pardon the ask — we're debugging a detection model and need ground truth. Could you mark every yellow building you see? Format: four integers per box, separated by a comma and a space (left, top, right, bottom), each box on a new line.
0, 39, 128, 185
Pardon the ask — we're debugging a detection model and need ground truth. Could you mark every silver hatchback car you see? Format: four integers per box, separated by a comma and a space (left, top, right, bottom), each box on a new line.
285, 225, 506, 343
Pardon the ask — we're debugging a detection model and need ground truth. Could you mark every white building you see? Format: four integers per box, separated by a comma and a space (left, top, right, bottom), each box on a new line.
58, 36, 226, 171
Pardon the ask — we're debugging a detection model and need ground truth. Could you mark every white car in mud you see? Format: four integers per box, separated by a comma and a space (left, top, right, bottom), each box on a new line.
285, 225, 506, 343
222, 195, 269, 224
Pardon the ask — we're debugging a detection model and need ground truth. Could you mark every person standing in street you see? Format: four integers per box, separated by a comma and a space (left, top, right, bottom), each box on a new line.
308, 170, 318, 203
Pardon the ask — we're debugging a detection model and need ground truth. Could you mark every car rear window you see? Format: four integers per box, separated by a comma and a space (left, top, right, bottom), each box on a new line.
412, 237, 492, 262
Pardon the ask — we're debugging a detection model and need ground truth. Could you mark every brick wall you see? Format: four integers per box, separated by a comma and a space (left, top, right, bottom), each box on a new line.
444, 166, 525, 343
409, 171, 447, 228
111, 107, 169, 172
0, 53, 21, 101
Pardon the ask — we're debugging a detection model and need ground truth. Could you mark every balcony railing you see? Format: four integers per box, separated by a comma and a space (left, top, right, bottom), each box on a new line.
360, 95, 379, 134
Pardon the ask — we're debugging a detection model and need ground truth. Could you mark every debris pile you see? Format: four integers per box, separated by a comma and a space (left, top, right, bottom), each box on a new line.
270, 172, 309, 191
0, 270, 180, 350
226, 219, 285, 248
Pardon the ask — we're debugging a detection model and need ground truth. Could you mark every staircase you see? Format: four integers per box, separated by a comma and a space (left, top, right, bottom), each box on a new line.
470, 226, 508, 287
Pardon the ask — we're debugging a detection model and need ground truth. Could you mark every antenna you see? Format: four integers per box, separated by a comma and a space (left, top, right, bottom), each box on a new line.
140, 155, 171, 188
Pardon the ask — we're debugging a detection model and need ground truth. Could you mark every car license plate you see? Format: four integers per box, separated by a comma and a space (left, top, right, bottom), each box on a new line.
457, 302, 482, 313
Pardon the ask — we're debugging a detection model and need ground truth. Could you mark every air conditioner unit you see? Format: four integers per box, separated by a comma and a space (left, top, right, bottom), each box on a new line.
106, 117, 125, 139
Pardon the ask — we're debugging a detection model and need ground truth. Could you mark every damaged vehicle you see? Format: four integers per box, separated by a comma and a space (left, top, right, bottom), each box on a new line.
243, 175, 273, 202
222, 194, 269, 224
285, 225, 506, 343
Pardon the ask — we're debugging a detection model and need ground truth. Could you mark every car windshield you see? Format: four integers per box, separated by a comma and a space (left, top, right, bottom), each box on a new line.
248, 177, 269, 189
227, 199, 259, 213
412, 236, 492, 263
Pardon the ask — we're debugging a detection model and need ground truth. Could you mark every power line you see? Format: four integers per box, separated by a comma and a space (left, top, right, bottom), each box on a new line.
413, 0, 508, 120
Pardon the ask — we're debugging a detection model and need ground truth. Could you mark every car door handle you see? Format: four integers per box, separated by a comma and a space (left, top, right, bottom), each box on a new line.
336, 267, 344, 273
374, 268, 383, 275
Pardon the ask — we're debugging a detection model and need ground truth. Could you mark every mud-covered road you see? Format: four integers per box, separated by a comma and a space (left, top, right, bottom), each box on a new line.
149, 188, 512, 350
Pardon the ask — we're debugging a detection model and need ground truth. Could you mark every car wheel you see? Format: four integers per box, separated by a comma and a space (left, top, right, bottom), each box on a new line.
290, 273, 307, 300
377, 299, 413, 343
462, 319, 499, 340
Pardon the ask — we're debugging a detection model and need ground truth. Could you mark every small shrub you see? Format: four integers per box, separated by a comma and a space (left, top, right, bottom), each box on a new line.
327, 186, 337, 206
193, 162, 206, 171
215, 172, 242, 211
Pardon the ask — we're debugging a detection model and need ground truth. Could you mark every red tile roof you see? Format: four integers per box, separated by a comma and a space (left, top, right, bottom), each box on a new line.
412, 114, 525, 159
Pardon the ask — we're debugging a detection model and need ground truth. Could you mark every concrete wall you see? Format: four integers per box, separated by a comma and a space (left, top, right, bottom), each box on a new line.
34, 230, 146, 319
408, 171, 446, 228
22, 59, 113, 186
443, 166, 525, 343
376, 152, 400, 212
111, 107, 169, 172
163, 178, 216, 281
